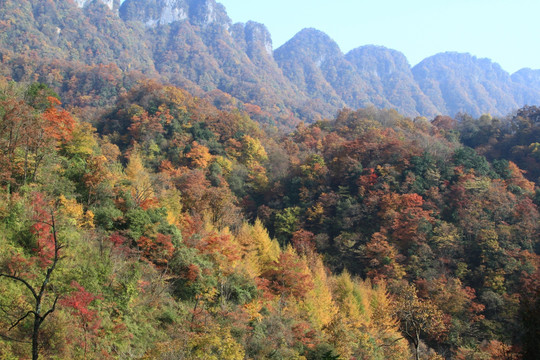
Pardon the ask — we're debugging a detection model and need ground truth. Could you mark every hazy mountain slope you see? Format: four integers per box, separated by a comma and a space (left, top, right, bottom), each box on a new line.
0, 0, 539, 122
274, 28, 376, 115
120, 0, 311, 123
412, 52, 540, 117
512, 68, 540, 90
346, 45, 438, 117
274, 29, 346, 113
511, 68, 540, 106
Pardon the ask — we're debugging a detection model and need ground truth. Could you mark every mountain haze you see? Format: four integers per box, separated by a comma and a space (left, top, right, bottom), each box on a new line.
275, 28, 359, 112
512, 68, 540, 92
345, 45, 439, 116
0, 0, 539, 123
412, 52, 540, 117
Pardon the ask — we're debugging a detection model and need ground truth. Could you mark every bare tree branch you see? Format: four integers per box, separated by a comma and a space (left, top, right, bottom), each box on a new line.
380, 336, 405, 347
0, 274, 38, 300
41, 296, 58, 321
8, 310, 35, 331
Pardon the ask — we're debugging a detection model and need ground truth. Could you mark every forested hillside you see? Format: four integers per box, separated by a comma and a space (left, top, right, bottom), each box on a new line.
0, 72, 538, 359
0, 78, 411, 359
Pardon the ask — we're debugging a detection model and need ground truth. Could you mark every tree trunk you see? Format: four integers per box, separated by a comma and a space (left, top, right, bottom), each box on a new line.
414, 331, 420, 360
32, 316, 41, 360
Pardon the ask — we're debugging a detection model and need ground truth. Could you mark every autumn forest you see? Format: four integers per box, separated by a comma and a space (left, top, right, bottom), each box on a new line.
0, 1, 539, 360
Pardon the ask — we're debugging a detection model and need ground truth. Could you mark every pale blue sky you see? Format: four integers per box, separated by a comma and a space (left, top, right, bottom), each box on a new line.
218, 0, 538, 74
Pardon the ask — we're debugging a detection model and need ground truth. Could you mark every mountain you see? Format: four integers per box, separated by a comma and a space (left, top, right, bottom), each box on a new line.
273, 30, 440, 118
0, 0, 156, 74
345, 45, 439, 117
275, 28, 363, 114
412, 52, 540, 117
119, 0, 321, 123
0, 0, 539, 123
512, 68, 540, 92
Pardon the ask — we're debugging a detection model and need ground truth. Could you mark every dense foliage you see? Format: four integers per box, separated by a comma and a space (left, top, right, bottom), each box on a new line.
0, 79, 411, 359
251, 108, 540, 359
0, 72, 538, 359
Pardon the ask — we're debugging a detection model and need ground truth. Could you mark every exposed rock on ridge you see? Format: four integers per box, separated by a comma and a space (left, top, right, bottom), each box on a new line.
119, 0, 229, 28
75, 0, 125, 11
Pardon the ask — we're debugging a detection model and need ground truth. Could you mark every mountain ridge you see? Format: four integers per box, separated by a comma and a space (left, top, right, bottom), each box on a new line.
0, 0, 539, 124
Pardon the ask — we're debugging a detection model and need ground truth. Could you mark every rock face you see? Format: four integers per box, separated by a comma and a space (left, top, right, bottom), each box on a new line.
120, 0, 189, 26
187, 0, 229, 27
74, 0, 124, 11
119, 0, 229, 28
120, 0, 189, 27
1, 0, 540, 122
241, 21, 274, 57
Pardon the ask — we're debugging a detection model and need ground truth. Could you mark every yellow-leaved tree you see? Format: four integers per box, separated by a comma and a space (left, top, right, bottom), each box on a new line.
251, 219, 280, 271
234, 219, 280, 277
125, 146, 155, 209
328, 272, 410, 359
240, 135, 269, 190
302, 255, 337, 331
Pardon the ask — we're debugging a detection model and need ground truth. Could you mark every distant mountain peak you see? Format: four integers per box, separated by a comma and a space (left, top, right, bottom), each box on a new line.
244, 21, 273, 56
276, 28, 343, 70
511, 68, 540, 92
346, 45, 411, 75
414, 52, 509, 83
412, 52, 524, 116
285, 28, 342, 53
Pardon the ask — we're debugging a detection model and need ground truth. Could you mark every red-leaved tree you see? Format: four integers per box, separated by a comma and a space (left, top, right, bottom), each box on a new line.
60, 281, 102, 358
